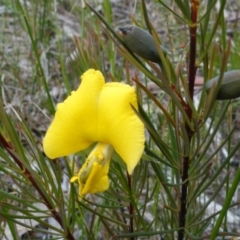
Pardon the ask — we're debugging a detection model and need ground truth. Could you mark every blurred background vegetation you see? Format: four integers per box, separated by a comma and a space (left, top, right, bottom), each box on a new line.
1, 0, 240, 239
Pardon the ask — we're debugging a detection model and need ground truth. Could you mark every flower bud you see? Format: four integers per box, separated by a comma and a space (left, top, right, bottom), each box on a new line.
119, 25, 167, 64
205, 70, 240, 100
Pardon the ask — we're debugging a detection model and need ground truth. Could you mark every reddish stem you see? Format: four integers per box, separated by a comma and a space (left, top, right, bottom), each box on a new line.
127, 172, 134, 240
178, 1, 199, 239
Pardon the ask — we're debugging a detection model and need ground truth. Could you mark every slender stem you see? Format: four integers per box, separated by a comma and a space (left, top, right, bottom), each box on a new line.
178, 156, 190, 240
188, 1, 198, 100
127, 172, 134, 240
178, 1, 199, 239
0, 133, 75, 240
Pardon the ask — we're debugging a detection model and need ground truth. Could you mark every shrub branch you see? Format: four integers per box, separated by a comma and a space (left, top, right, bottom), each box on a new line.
178, 1, 199, 239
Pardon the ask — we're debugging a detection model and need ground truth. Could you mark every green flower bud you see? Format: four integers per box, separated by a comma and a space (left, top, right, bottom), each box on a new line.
119, 25, 167, 64
205, 70, 240, 100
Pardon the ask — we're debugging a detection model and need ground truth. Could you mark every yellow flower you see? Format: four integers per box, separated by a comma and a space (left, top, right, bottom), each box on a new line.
43, 69, 145, 197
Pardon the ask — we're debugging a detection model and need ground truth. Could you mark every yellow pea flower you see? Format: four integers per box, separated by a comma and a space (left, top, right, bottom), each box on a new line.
43, 69, 145, 197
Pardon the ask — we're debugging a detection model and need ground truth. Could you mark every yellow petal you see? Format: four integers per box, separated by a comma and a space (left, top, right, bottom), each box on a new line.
78, 143, 113, 197
70, 176, 78, 183
43, 69, 104, 159
80, 161, 110, 197
97, 83, 145, 174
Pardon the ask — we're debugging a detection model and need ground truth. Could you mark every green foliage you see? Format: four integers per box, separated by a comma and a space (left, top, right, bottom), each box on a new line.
1, 0, 240, 239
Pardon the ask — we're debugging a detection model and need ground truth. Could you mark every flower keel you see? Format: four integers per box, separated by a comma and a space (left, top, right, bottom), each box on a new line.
70, 142, 114, 197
